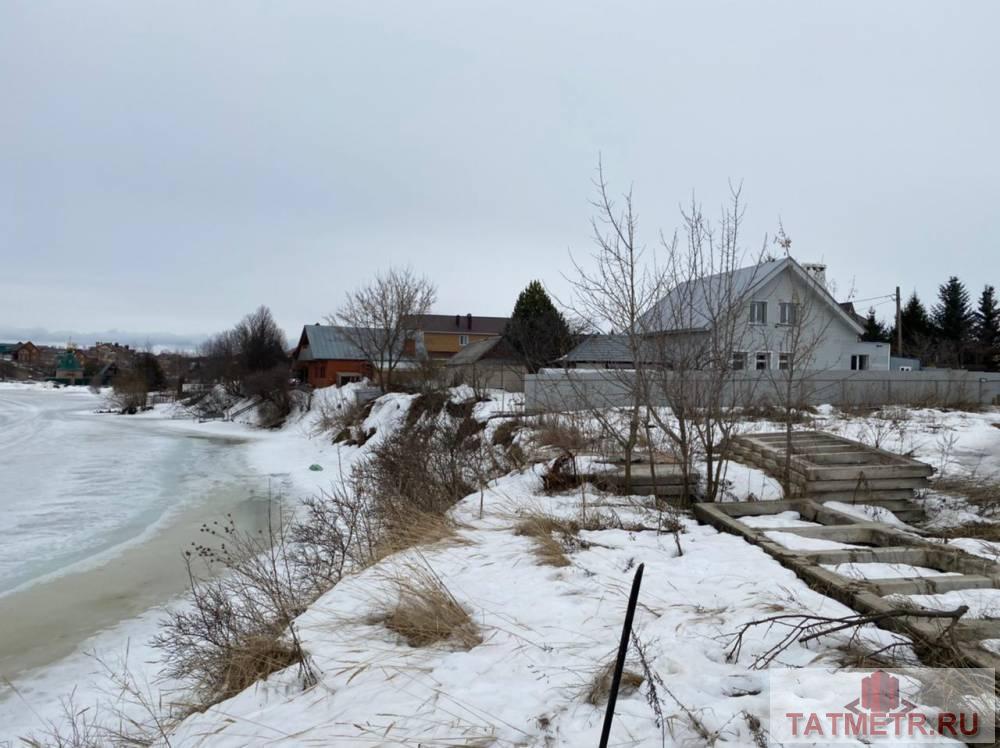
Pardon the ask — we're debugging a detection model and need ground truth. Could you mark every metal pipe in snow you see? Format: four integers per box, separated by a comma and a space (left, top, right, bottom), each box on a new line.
598, 562, 645, 748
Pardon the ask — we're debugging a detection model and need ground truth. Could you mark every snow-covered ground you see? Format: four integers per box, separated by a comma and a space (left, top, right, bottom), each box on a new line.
167, 468, 915, 747
4, 384, 999, 745
151, 400, 1000, 746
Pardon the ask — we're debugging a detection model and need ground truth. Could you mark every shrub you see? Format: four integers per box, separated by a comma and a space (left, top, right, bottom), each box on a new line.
541, 453, 581, 493
107, 370, 149, 414
290, 409, 481, 595
290, 480, 457, 596
153, 509, 316, 712
314, 393, 370, 442
243, 364, 293, 425
361, 418, 478, 517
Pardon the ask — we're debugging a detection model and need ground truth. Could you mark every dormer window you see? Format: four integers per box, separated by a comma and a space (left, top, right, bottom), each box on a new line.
749, 301, 767, 325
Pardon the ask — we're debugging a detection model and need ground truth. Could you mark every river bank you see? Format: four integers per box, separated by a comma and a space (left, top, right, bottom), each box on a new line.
0, 384, 327, 740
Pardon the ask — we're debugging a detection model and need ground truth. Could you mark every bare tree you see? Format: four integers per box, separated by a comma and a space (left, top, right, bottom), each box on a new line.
643, 187, 767, 502
200, 306, 288, 396
331, 267, 436, 392
760, 230, 838, 496
199, 329, 242, 394
564, 161, 664, 492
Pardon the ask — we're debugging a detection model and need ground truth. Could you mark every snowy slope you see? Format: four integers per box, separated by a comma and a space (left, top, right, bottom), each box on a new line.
164, 474, 917, 746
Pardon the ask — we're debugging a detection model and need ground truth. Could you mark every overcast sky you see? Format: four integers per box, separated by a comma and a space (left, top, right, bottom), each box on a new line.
2, 1, 997, 348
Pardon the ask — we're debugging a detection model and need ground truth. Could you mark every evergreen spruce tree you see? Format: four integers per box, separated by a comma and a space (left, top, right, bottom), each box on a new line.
975, 285, 1000, 371
506, 280, 572, 372
860, 307, 889, 342
932, 276, 974, 366
893, 291, 932, 357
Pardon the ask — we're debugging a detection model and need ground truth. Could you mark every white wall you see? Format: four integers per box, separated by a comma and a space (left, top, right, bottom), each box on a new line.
733, 266, 887, 371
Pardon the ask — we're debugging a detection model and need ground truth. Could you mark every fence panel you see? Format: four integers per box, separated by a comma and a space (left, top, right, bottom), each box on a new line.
524, 369, 1000, 413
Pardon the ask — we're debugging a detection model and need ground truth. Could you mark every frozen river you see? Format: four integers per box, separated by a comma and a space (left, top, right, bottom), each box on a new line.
0, 385, 278, 738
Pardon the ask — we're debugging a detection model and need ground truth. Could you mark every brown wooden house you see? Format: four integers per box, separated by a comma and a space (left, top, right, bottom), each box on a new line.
292, 325, 376, 388
0, 341, 40, 364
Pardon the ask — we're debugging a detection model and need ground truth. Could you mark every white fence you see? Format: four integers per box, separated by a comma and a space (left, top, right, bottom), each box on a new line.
524, 368, 1000, 413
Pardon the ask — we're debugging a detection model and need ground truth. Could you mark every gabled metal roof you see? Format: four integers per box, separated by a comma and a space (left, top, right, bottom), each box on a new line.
295, 325, 377, 361
561, 335, 659, 364
446, 336, 521, 365
294, 325, 418, 364
641, 257, 864, 336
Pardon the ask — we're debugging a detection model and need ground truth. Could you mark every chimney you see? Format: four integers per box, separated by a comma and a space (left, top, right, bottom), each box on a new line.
466, 313, 472, 330
454, 314, 460, 328
802, 262, 827, 289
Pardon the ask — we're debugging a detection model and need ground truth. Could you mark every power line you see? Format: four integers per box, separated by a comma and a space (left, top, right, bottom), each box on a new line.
851, 293, 896, 305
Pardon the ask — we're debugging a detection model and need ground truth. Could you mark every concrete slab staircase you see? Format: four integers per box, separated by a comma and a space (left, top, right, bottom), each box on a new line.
695, 498, 1000, 671
725, 430, 934, 522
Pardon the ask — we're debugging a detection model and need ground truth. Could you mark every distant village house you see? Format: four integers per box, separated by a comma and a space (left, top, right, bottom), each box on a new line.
0, 341, 40, 364
407, 314, 509, 359
292, 313, 511, 389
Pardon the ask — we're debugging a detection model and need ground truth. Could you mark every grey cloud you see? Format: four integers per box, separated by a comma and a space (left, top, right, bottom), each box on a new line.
2, 1, 998, 336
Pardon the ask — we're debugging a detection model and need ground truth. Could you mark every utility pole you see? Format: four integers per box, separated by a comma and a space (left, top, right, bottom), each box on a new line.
895, 286, 902, 357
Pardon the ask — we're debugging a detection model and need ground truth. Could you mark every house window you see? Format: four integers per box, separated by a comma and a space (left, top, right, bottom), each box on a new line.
732, 351, 748, 371
779, 302, 798, 326
749, 301, 767, 325
851, 354, 869, 371
458, 334, 469, 347
755, 352, 771, 370
778, 352, 790, 371
338, 373, 362, 385
317, 363, 326, 379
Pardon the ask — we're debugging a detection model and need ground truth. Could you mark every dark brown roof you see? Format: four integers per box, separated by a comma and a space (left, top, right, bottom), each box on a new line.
411, 314, 508, 335
446, 336, 522, 365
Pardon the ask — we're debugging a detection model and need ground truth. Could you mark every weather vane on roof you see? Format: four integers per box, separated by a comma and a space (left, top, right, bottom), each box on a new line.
775, 220, 792, 257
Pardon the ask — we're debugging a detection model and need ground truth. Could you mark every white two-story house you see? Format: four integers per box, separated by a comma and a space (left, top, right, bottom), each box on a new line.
563, 257, 889, 371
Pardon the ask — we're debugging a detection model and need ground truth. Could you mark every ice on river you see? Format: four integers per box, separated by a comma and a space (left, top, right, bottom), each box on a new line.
0, 386, 256, 595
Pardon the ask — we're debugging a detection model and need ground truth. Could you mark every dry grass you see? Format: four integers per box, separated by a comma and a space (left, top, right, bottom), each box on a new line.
491, 418, 522, 448
535, 414, 592, 452
19, 691, 104, 748
375, 563, 481, 649
513, 510, 627, 566
515, 515, 572, 566
584, 659, 644, 706
933, 475, 1000, 510
514, 509, 683, 566
931, 522, 1000, 542
210, 633, 305, 704
514, 512, 585, 566
375, 510, 462, 562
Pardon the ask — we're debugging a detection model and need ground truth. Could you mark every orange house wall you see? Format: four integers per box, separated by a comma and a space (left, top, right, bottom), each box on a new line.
304, 359, 371, 388
423, 332, 497, 357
